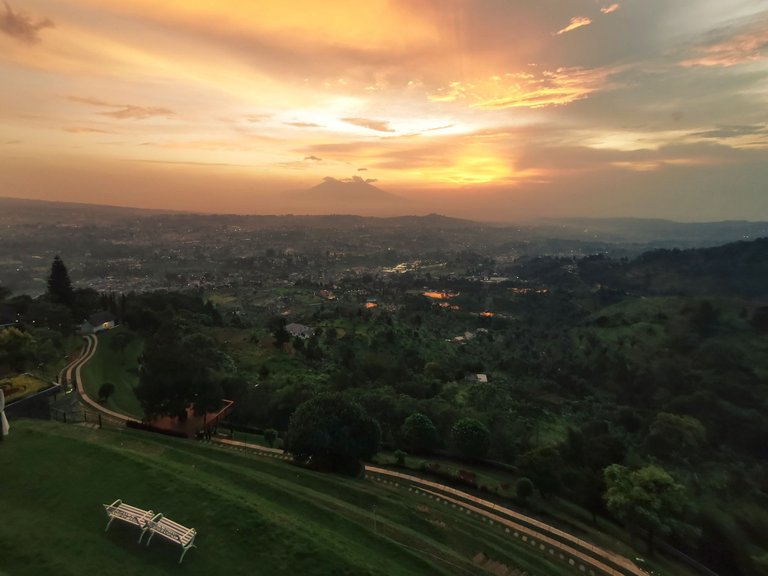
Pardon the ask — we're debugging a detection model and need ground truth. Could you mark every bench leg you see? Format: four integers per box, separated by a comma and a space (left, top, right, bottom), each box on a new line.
104, 517, 115, 532
145, 530, 156, 547
179, 544, 195, 564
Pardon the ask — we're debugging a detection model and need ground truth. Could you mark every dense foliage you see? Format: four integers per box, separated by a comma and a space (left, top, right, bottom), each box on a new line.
284, 394, 381, 474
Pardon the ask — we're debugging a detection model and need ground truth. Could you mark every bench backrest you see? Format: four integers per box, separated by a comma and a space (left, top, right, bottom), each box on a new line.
150, 515, 196, 546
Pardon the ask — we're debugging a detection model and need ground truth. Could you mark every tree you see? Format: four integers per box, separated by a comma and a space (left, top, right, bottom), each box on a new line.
518, 446, 563, 498
647, 412, 706, 460
263, 428, 278, 448
752, 306, 768, 333
109, 330, 135, 354
98, 382, 115, 403
47, 256, 74, 309
515, 477, 534, 504
135, 323, 224, 420
284, 393, 381, 475
399, 412, 439, 454
0, 327, 35, 372
450, 417, 490, 460
268, 316, 290, 348
604, 464, 689, 554
25, 301, 73, 335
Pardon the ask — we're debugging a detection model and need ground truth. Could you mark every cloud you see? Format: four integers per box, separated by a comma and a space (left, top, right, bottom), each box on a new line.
0, 1, 53, 44
67, 96, 174, 120
304, 155, 322, 161
691, 124, 768, 140
556, 16, 592, 35
244, 114, 270, 123
357, 167, 368, 171
63, 127, 113, 134
365, 178, 378, 183
430, 66, 620, 109
100, 106, 174, 120
680, 14, 768, 67
284, 121, 323, 128
341, 117, 395, 133
600, 4, 620, 15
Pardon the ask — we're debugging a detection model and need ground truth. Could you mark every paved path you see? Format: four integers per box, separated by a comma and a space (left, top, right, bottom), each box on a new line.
62, 334, 134, 424
214, 437, 647, 576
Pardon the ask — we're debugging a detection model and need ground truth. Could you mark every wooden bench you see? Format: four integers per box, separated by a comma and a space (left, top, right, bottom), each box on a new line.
144, 513, 197, 564
102, 499, 155, 542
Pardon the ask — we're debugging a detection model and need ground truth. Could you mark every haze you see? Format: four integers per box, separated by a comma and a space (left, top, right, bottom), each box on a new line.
2, 0, 768, 220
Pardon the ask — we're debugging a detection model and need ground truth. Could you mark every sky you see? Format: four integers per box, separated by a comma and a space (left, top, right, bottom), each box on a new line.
1, 0, 768, 221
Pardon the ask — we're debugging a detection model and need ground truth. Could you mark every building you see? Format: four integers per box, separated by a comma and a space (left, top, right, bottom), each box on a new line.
285, 323, 315, 340
81, 311, 116, 334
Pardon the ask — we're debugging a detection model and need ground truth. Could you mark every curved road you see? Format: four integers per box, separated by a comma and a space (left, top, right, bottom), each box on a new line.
60, 334, 134, 424
70, 335, 647, 576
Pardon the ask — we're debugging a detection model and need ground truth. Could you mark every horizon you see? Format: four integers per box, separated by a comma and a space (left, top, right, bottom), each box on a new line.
3, 194, 768, 225
2, 1, 768, 220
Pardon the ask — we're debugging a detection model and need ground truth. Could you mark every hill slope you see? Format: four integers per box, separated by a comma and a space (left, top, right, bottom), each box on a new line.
0, 421, 565, 576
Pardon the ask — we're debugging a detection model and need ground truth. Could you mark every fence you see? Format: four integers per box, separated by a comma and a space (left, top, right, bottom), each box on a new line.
50, 407, 124, 429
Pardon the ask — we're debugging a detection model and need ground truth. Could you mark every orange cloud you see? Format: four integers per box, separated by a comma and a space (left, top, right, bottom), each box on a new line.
341, 117, 395, 132
429, 67, 619, 110
681, 22, 768, 67
556, 16, 592, 35
600, 4, 620, 15
0, 1, 54, 44
63, 127, 113, 134
68, 96, 175, 120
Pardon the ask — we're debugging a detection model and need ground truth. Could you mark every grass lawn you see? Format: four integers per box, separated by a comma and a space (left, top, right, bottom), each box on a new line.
0, 420, 570, 576
80, 327, 143, 418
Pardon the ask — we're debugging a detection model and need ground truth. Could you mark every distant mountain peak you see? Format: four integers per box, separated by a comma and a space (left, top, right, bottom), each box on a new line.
293, 176, 403, 213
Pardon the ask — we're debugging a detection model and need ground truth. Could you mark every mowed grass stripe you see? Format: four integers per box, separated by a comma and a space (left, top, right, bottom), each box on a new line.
4, 422, 505, 575
160, 442, 568, 574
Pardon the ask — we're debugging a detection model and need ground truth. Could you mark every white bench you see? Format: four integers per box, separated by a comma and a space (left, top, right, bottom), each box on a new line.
103, 499, 155, 542
144, 513, 197, 564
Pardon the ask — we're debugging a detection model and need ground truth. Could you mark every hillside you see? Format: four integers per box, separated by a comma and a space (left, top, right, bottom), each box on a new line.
578, 237, 768, 296
0, 421, 568, 576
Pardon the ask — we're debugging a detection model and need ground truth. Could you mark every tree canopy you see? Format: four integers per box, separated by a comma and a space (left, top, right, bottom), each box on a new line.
284, 393, 381, 475
135, 322, 225, 420
450, 417, 490, 460
46, 256, 73, 309
604, 464, 691, 554
399, 412, 439, 454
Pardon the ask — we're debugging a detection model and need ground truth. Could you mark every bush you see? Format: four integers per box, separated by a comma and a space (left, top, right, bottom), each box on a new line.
451, 417, 490, 460
98, 382, 115, 403
264, 428, 278, 448
516, 477, 535, 503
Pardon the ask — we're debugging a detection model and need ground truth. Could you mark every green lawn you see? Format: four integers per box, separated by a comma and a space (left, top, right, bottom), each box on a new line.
80, 327, 143, 418
0, 420, 570, 576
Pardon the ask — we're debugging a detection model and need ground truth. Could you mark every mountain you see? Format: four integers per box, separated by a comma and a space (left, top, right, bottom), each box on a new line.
287, 176, 403, 215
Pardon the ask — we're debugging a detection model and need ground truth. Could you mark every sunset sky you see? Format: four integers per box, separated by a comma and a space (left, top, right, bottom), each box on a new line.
2, 0, 767, 220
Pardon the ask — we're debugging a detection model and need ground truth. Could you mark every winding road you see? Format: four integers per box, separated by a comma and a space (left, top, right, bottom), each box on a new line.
69, 334, 648, 576
59, 334, 133, 424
